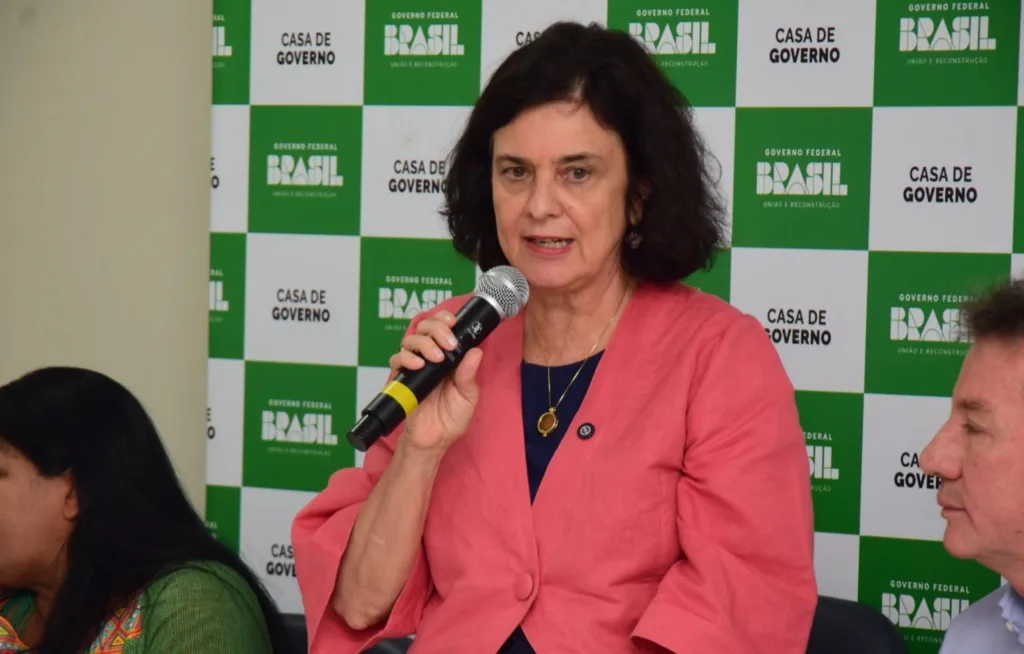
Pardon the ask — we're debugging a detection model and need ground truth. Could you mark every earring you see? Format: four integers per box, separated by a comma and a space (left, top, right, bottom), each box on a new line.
626, 226, 643, 250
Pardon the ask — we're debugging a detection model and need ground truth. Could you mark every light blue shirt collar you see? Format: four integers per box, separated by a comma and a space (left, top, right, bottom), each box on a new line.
999, 584, 1024, 646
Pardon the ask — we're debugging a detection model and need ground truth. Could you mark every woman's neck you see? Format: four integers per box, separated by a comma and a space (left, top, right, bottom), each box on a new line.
28, 550, 68, 630
522, 271, 633, 366
32, 586, 58, 623
21, 579, 60, 648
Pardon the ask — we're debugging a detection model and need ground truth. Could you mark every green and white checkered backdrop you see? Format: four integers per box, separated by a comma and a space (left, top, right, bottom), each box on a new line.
204, 1, 1024, 651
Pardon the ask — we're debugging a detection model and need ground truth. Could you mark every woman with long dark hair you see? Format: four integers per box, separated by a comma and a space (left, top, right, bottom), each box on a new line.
0, 366, 294, 653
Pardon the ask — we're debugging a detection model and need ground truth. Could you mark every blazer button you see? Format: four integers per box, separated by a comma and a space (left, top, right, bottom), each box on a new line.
513, 573, 534, 601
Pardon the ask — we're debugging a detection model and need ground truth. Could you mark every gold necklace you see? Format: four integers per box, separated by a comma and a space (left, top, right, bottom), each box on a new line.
536, 287, 631, 437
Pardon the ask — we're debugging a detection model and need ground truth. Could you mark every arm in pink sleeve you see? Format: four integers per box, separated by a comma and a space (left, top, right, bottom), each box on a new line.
291, 310, 443, 653
291, 436, 432, 653
631, 314, 818, 653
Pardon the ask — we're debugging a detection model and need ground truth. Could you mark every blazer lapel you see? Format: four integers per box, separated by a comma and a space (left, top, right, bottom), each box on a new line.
528, 285, 652, 531
461, 312, 539, 556
451, 287, 656, 567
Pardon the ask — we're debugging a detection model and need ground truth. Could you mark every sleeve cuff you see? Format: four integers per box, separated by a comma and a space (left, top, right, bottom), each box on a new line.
296, 501, 431, 653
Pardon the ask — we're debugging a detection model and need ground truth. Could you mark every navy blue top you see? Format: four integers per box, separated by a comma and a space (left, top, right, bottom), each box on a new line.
498, 352, 604, 654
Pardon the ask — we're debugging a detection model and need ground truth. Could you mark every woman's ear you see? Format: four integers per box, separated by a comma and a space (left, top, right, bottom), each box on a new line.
61, 472, 79, 521
628, 207, 641, 227
630, 180, 652, 226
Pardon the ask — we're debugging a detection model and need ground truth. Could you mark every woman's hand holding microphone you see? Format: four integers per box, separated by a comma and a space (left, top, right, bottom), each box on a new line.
387, 310, 484, 456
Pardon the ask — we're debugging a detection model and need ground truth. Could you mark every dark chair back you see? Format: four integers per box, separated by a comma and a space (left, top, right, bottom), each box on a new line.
807, 596, 909, 654
282, 613, 308, 653
279, 613, 412, 654
367, 639, 413, 653
287, 597, 906, 654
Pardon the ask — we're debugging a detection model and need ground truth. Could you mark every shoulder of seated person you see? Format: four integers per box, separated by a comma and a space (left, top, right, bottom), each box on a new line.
948, 585, 1011, 633
143, 560, 252, 601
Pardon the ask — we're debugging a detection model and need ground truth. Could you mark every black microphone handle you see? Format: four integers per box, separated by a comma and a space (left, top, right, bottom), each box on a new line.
347, 295, 503, 452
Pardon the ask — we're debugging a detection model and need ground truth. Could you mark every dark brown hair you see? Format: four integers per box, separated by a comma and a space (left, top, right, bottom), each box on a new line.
441, 21, 728, 283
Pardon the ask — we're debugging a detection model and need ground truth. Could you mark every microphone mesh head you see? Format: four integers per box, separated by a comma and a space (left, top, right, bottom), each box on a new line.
477, 265, 530, 319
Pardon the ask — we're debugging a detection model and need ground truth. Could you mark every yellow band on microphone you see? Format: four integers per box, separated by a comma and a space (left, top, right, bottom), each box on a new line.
382, 380, 418, 415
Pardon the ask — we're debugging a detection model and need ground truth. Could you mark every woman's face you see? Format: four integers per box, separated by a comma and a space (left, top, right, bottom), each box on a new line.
490, 100, 634, 294
0, 442, 76, 588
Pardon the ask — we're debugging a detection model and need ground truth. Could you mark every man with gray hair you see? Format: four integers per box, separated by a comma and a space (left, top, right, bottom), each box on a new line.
920, 279, 1024, 653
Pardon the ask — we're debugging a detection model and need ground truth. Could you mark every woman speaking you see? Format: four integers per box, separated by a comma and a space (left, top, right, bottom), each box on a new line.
293, 21, 817, 654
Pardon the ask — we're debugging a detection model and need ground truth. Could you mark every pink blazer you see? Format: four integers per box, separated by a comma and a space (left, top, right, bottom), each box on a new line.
292, 283, 818, 653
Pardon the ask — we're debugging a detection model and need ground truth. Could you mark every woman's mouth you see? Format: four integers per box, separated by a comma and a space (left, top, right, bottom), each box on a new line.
526, 237, 573, 249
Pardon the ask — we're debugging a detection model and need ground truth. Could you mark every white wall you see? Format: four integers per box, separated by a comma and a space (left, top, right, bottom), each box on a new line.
0, 1, 212, 507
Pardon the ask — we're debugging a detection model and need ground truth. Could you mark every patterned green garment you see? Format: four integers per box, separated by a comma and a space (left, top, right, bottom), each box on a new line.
0, 561, 273, 653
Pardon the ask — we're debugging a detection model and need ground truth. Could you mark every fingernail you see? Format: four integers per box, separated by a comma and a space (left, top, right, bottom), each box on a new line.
434, 348, 444, 359
448, 336, 458, 348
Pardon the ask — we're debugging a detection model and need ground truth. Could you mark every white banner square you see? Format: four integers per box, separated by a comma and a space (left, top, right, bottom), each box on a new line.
736, 0, 876, 107
207, 359, 245, 488
480, 0, 607, 88
860, 393, 952, 542
730, 247, 868, 393
692, 107, 736, 244
239, 487, 319, 614
211, 105, 250, 233
360, 106, 472, 239
814, 532, 860, 602
244, 233, 360, 366
249, 0, 365, 106
869, 107, 1016, 253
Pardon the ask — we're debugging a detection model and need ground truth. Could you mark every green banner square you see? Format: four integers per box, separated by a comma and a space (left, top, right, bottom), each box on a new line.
858, 536, 1001, 653
209, 233, 246, 360
359, 238, 477, 367
212, 0, 251, 105
364, 0, 483, 106
205, 485, 241, 554
865, 251, 1011, 397
732, 108, 872, 250
242, 362, 357, 493
682, 247, 731, 302
873, 0, 1021, 107
607, 0, 739, 107
248, 106, 362, 236
796, 391, 863, 535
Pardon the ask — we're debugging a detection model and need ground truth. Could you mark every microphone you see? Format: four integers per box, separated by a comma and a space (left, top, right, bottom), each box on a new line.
347, 265, 530, 452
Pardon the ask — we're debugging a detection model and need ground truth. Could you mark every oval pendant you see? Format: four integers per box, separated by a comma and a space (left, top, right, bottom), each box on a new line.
537, 410, 558, 437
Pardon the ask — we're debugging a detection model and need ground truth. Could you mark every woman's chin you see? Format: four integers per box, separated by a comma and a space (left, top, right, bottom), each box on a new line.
516, 267, 577, 292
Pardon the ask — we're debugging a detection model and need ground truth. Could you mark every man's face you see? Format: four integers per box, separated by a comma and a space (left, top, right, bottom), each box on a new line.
920, 337, 1024, 570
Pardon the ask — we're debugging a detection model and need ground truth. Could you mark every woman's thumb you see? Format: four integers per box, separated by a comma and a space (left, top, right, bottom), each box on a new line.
452, 348, 483, 396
